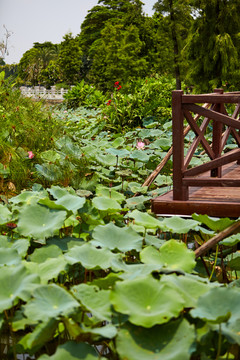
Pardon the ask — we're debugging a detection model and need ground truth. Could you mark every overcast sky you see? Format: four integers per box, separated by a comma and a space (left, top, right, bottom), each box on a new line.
0, 0, 156, 64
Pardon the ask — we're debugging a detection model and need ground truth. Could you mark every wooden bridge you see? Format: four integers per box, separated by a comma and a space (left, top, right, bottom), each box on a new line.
152, 89, 240, 218
20, 86, 71, 101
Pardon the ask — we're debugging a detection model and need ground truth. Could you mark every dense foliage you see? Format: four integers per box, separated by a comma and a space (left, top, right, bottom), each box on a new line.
1, 72, 240, 359
3, 0, 240, 92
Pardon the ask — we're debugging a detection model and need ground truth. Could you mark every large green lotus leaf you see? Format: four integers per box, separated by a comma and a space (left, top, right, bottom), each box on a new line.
91, 222, 143, 252
0, 248, 21, 266
127, 182, 148, 194
95, 185, 125, 202
29, 245, 62, 263
130, 150, 149, 163
116, 318, 195, 360
65, 243, 119, 270
125, 195, 151, 210
110, 275, 185, 327
192, 214, 234, 231
221, 319, 240, 345
23, 256, 68, 284
17, 204, 67, 240
110, 257, 161, 280
92, 196, 122, 211
9, 189, 48, 206
190, 287, 240, 323
18, 318, 58, 353
0, 264, 40, 312
160, 216, 200, 234
106, 148, 130, 157
227, 253, 240, 271
80, 324, 117, 339
38, 341, 102, 360
153, 175, 172, 187
40, 150, 61, 162
0, 204, 12, 224
12, 310, 36, 331
39, 194, 85, 213
11, 239, 30, 257
92, 272, 121, 290
140, 240, 196, 273
160, 274, 214, 308
220, 234, 240, 246
48, 185, 75, 199
128, 209, 163, 229
24, 284, 79, 322
71, 284, 112, 321
95, 153, 116, 166
111, 136, 125, 148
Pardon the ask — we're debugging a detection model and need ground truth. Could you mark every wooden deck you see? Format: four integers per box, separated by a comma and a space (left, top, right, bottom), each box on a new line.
152, 161, 240, 217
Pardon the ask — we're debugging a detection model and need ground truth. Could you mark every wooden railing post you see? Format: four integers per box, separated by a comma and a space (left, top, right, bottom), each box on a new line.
172, 90, 188, 200
211, 88, 224, 177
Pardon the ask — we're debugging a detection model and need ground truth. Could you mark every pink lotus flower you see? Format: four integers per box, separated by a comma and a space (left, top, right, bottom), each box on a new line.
28, 151, 34, 159
136, 141, 145, 150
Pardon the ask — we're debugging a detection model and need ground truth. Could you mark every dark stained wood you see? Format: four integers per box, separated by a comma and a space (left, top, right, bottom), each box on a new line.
172, 90, 188, 200
152, 89, 240, 218
182, 94, 240, 104
152, 162, 240, 217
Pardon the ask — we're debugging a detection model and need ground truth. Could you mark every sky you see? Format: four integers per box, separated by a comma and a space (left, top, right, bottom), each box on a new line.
0, 0, 156, 64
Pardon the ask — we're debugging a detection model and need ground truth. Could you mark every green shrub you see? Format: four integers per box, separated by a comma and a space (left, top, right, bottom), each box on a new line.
102, 75, 176, 131
63, 80, 107, 109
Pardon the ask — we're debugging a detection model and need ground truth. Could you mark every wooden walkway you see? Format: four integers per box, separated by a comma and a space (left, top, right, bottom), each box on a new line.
152, 161, 240, 217
152, 89, 240, 218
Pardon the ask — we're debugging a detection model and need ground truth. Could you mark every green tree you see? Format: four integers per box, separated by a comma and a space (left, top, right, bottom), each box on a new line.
18, 42, 58, 85
153, 0, 193, 89
184, 0, 240, 92
56, 33, 83, 85
88, 22, 148, 90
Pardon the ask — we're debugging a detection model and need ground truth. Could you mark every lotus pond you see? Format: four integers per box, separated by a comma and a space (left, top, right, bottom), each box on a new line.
1, 76, 240, 359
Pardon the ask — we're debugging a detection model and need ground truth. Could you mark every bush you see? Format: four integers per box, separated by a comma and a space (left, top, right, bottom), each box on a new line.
63, 80, 107, 109
102, 75, 176, 130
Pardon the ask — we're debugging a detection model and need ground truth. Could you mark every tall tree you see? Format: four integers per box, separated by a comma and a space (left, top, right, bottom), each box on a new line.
153, 0, 193, 89
56, 33, 83, 85
88, 22, 148, 90
184, 0, 240, 92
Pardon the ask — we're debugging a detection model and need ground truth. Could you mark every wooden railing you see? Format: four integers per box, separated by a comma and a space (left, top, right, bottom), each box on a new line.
172, 89, 240, 200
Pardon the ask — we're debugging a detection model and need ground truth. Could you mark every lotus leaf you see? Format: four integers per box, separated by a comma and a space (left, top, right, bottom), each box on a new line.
80, 324, 117, 339
92, 196, 122, 211
17, 204, 67, 240
128, 209, 163, 229
29, 244, 62, 263
65, 243, 119, 270
0, 248, 21, 266
130, 150, 149, 162
11, 238, 30, 257
192, 214, 234, 231
23, 256, 68, 284
38, 341, 102, 360
161, 216, 200, 233
91, 222, 143, 252
110, 275, 185, 327
18, 318, 58, 353
95, 153, 116, 166
140, 240, 196, 273
106, 148, 129, 157
9, 189, 47, 206
71, 284, 112, 321
95, 185, 125, 202
125, 195, 151, 210
227, 253, 240, 271
190, 287, 240, 323
116, 319, 195, 360
0, 264, 40, 312
160, 274, 215, 307
24, 284, 79, 322
0, 204, 12, 224
127, 182, 148, 194
220, 234, 240, 246
221, 319, 240, 345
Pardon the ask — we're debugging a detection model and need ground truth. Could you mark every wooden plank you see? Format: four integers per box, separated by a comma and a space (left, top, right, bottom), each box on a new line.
183, 103, 240, 130
183, 148, 240, 177
172, 90, 188, 200
182, 94, 240, 104
183, 177, 240, 187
